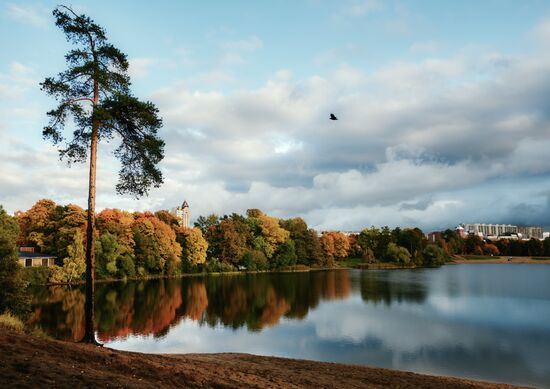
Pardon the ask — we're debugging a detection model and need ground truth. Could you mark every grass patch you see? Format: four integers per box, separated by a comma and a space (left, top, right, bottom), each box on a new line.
532, 257, 550, 260
337, 257, 368, 267
28, 326, 52, 339
0, 311, 25, 332
279, 265, 311, 272
462, 255, 500, 260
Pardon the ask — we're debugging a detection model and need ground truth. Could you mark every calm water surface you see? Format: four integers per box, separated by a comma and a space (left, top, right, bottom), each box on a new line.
30, 264, 550, 387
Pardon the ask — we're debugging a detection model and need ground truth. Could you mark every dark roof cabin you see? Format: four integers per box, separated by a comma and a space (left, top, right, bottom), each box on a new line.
18, 247, 58, 268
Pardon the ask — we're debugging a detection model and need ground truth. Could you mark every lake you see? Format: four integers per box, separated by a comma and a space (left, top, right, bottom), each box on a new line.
29, 264, 550, 387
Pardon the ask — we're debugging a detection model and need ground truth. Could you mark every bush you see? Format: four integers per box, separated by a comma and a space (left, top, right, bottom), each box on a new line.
205, 258, 235, 273
385, 243, 411, 264
423, 244, 447, 267
180, 258, 200, 274
0, 206, 30, 317
0, 311, 25, 332
272, 240, 297, 269
242, 250, 268, 271
116, 255, 136, 278
362, 247, 376, 263
21, 267, 52, 285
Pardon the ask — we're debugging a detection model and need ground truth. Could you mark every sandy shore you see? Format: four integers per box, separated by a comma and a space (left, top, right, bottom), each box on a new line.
451, 256, 550, 264
0, 327, 531, 388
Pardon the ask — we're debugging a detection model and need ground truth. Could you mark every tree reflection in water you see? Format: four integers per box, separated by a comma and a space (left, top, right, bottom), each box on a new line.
359, 270, 427, 305
28, 269, 425, 341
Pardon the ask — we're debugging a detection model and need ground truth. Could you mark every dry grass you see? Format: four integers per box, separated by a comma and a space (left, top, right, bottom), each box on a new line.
0, 311, 24, 332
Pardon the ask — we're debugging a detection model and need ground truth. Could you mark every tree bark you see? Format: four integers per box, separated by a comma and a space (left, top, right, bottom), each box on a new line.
81, 79, 102, 346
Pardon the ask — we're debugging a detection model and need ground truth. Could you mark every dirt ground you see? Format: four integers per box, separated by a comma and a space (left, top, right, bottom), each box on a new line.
0, 327, 531, 388
451, 256, 549, 264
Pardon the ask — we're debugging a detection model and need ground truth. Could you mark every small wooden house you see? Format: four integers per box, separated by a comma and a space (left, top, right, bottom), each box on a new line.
17, 247, 58, 268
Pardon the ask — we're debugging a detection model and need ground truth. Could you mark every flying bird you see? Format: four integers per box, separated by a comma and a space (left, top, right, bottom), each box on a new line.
330, 113, 338, 120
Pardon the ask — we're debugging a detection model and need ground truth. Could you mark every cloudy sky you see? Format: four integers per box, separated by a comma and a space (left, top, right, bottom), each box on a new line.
1, 0, 550, 232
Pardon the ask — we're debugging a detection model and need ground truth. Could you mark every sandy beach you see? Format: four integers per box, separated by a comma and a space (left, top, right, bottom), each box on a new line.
451, 256, 550, 264
0, 327, 531, 388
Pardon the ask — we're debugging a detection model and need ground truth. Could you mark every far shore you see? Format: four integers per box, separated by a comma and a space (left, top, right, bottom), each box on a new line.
27, 257, 550, 287
0, 327, 530, 388
451, 256, 550, 264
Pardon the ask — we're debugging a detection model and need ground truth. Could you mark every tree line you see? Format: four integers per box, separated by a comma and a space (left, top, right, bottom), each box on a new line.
4, 199, 451, 288
433, 229, 550, 257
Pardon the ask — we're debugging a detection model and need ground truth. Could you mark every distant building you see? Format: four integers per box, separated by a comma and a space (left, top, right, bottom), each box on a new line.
18, 247, 57, 268
461, 223, 544, 239
171, 200, 190, 228
544, 232, 550, 239
455, 225, 466, 238
463, 223, 516, 238
517, 226, 543, 240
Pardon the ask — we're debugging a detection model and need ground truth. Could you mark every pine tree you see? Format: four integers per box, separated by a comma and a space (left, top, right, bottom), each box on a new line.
41, 5, 164, 344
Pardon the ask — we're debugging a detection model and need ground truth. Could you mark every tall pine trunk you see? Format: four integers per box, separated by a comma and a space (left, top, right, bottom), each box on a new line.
82, 80, 101, 345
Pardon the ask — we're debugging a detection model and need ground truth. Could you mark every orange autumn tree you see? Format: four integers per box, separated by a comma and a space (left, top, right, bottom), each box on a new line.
321, 232, 351, 263
16, 199, 58, 252
132, 213, 181, 275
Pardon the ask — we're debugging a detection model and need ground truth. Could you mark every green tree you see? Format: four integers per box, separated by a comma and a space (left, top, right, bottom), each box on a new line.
358, 227, 380, 260
52, 203, 87, 259
423, 244, 447, 267
194, 214, 219, 236
385, 243, 411, 265
280, 218, 310, 264
273, 239, 298, 268
0, 206, 30, 317
51, 229, 86, 284
241, 250, 268, 271
41, 6, 164, 344
305, 229, 326, 266
395, 228, 426, 259
95, 232, 122, 277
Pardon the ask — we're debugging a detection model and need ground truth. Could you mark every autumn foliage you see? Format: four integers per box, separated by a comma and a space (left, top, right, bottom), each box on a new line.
20, 199, 550, 284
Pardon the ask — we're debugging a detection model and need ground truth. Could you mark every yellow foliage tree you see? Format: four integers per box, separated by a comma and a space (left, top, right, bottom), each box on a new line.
176, 227, 208, 265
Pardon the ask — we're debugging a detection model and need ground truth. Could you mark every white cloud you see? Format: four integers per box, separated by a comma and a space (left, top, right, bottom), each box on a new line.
341, 0, 383, 17
5, 3, 48, 28
3, 20, 550, 232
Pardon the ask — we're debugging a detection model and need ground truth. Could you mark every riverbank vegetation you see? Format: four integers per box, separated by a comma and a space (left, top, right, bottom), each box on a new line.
3, 199, 550, 293
6, 199, 450, 287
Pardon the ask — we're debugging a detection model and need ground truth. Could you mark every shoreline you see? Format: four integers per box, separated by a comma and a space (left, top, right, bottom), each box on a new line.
27, 257, 550, 287
0, 327, 529, 388
450, 256, 550, 264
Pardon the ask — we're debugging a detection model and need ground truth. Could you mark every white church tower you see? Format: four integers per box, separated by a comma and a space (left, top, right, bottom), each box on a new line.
175, 200, 190, 228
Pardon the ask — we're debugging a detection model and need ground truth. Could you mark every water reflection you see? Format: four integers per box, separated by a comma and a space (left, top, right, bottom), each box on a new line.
30, 270, 355, 341
359, 270, 427, 305
28, 266, 550, 387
